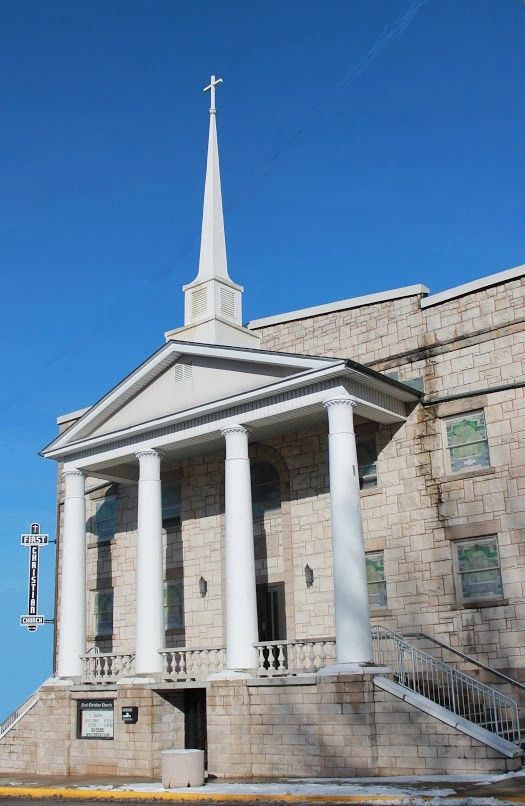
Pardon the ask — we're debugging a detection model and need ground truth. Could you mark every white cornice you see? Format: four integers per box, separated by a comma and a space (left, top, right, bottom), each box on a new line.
42, 360, 419, 461
43, 341, 340, 457
248, 285, 429, 329
421, 263, 525, 308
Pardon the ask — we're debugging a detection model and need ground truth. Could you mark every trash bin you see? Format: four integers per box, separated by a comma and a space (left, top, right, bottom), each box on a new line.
161, 748, 205, 788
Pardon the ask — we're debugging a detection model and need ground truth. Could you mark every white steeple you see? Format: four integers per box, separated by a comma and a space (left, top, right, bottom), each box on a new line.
165, 76, 261, 348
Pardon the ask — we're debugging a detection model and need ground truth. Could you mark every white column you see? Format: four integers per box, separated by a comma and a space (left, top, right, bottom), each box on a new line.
135, 449, 164, 675
57, 468, 86, 678
222, 425, 259, 672
324, 395, 373, 665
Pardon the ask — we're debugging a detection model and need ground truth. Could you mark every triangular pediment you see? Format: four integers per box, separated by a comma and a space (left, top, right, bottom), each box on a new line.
43, 341, 338, 456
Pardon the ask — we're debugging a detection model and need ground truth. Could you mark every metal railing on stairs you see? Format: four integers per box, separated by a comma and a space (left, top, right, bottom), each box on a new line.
0, 688, 40, 740
403, 630, 525, 693
371, 625, 521, 747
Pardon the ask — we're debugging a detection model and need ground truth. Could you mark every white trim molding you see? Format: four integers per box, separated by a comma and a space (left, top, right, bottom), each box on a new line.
421, 264, 525, 308
248, 285, 429, 329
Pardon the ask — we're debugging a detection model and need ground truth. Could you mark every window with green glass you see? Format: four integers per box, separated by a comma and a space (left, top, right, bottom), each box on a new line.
164, 581, 184, 631
251, 461, 281, 518
162, 482, 181, 528
93, 496, 117, 542
445, 411, 490, 474
455, 537, 503, 603
366, 551, 387, 609
357, 438, 378, 489
94, 589, 114, 637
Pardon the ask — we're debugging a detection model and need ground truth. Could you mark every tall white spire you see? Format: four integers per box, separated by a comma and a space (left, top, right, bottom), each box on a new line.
196, 76, 229, 284
165, 75, 260, 348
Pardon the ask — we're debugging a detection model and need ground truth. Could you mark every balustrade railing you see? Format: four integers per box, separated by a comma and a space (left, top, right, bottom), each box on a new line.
371, 625, 521, 747
81, 649, 135, 684
160, 647, 226, 680
255, 638, 336, 676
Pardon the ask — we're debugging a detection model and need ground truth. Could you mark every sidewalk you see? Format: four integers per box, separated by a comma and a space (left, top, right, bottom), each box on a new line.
0, 771, 524, 805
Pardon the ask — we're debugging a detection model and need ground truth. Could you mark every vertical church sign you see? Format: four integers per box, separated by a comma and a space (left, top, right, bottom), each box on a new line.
20, 522, 48, 631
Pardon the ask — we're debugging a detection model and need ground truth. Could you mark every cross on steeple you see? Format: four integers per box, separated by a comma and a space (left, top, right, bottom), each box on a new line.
203, 75, 223, 113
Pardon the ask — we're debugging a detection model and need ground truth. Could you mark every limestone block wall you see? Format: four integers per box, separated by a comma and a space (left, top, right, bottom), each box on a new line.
2, 676, 520, 779
0, 683, 184, 778
206, 676, 519, 778
253, 275, 525, 677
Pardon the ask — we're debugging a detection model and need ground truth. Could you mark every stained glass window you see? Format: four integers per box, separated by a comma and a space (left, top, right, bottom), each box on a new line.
93, 496, 117, 542
366, 551, 387, 608
455, 537, 503, 603
94, 590, 114, 636
164, 581, 184, 631
251, 461, 281, 517
162, 482, 181, 528
445, 411, 490, 474
357, 438, 378, 489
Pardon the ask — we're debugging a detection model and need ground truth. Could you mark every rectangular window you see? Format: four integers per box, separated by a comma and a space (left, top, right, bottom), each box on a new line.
454, 536, 503, 604
357, 438, 378, 489
366, 551, 387, 609
445, 411, 490, 474
93, 496, 117, 542
164, 581, 184, 631
94, 589, 114, 637
162, 482, 181, 529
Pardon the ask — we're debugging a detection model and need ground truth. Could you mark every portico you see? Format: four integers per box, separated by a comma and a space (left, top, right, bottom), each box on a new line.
47, 343, 419, 683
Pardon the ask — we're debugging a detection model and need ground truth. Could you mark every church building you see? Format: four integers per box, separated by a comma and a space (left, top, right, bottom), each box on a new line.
1, 76, 524, 779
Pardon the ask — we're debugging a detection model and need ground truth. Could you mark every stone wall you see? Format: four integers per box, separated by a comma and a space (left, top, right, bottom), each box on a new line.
0, 681, 184, 778
252, 275, 525, 679
206, 675, 519, 777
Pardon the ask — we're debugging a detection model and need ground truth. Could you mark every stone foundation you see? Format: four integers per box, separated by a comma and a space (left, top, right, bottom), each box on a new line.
1, 674, 520, 778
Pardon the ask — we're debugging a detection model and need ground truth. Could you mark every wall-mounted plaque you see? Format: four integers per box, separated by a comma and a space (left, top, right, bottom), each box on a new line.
121, 706, 138, 724
77, 700, 114, 740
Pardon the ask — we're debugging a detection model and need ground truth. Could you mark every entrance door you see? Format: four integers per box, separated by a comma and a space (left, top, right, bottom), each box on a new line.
184, 689, 207, 761
256, 582, 286, 642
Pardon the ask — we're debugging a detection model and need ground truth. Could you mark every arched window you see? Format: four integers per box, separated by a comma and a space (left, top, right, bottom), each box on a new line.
251, 461, 281, 518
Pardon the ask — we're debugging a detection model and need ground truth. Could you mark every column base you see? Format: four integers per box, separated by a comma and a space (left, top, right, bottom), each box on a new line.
207, 669, 255, 681
41, 675, 77, 688
117, 675, 159, 686
317, 662, 385, 677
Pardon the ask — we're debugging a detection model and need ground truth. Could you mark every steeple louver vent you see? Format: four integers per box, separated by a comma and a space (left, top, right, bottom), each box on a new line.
220, 287, 236, 318
191, 287, 207, 319
174, 363, 193, 383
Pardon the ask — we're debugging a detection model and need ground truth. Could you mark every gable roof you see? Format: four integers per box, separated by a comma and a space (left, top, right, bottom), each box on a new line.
42, 340, 339, 456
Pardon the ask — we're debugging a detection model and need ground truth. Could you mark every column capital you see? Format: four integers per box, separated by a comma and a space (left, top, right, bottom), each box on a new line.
135, 448, 163, 461
323, 395, 358, 410
221, 424, 250, 438
61, 468, 85, 481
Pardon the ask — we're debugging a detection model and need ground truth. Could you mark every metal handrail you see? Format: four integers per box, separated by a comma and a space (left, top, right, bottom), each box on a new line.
0, 688, 40, 739
403, 630, 525, 693
372, 625, 521, 747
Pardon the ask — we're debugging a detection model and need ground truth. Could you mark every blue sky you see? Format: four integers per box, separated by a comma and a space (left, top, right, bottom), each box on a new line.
1, 0, 524, 720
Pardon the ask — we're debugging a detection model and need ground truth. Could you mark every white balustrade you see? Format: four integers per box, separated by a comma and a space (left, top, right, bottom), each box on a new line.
160, 647, 226, 681
82, 650, 135, 684
255, 639, 336, 677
